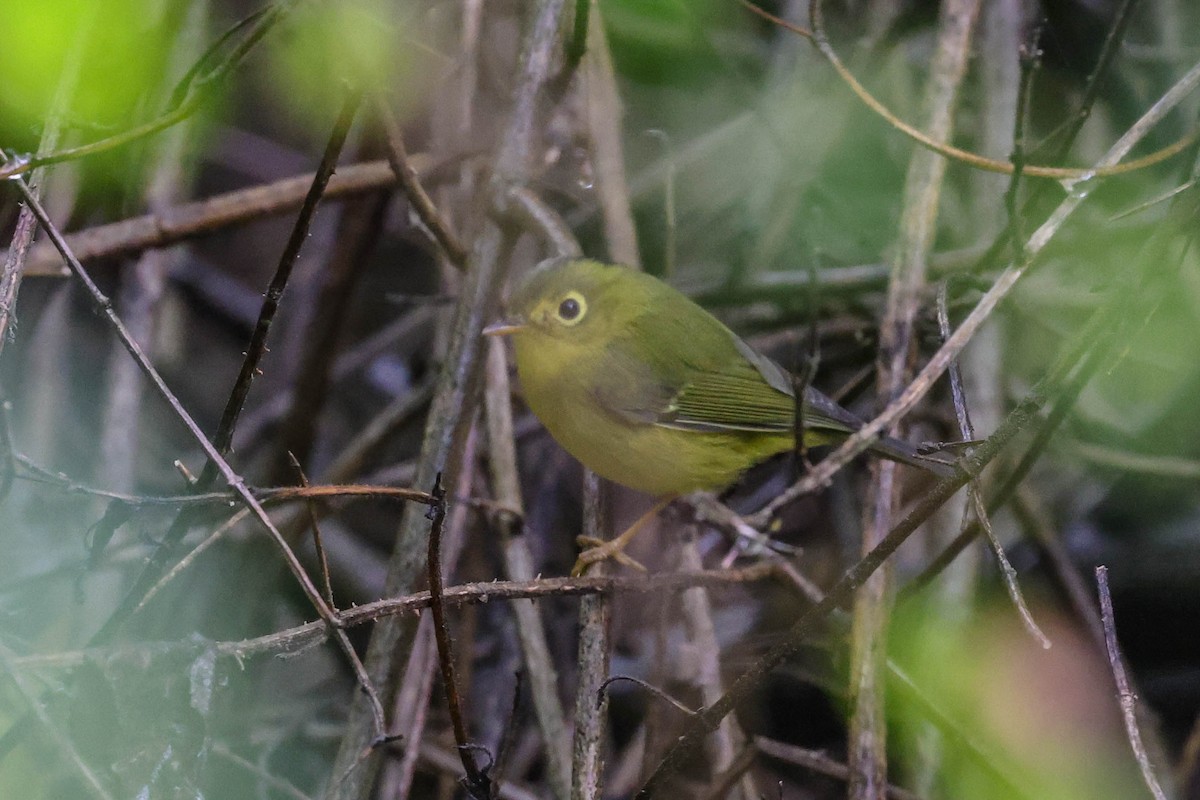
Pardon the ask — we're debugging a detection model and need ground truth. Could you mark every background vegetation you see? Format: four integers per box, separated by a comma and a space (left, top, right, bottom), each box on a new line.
1, 0, 1198, 798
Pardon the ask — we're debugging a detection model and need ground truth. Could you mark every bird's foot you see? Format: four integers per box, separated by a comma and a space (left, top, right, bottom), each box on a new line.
569, 496, 675, 576
571, 535, 646, 576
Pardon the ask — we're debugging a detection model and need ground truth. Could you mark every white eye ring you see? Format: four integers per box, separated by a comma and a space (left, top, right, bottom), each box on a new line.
555, 291, 587, 326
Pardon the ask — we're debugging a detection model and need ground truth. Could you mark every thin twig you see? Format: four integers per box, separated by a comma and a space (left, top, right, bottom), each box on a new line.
598, 675, 698, 717
288, 454, 336, 606
936, 286, 1049, 649
502, 186, 582, 258
133, 509, 250, 618
211, 741, 314, 800
1041, 0, 1142, 165
414, 741, 544, 800
1095, 566, 1170, 800
208, 88, 364, 466
492, 672, 525, 790
9, 564, 788, 672
1012, 488, 1104, 649
9, 455, 434, 508
382, 442, 479, 799
1064, 441, 1200, 478
697, 746, 757, 800
426, 474, 492, 797
572, 470, 612, 800
374, 92, 469, 267
754, 737, 923, 800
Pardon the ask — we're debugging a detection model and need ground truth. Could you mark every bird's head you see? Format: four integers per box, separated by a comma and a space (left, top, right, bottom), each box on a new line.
484, 257, 648, 350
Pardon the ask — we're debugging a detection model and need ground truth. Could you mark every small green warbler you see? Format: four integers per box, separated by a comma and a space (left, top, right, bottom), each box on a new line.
487, 257, 946, 491
486, 258, 949, 571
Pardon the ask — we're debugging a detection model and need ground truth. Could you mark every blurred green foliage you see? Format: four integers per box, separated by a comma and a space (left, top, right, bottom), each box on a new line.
263, 0, 431, 131
0, 0, 173, 149
890, 602, 1145, 800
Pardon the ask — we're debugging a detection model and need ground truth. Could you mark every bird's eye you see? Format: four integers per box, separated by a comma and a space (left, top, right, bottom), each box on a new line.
554, 292, 586, 326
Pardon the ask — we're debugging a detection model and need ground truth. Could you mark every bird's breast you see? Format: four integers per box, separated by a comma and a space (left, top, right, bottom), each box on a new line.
512, 335, 787, 495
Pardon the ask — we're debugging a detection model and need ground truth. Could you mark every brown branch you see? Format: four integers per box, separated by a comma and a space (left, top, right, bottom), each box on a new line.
11, 565, 785, 672
1095, 567, 1170, 800
12, 158, 450, 277
381, 445, 481, 799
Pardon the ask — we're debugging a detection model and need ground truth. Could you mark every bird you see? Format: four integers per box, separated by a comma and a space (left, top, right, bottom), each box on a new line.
484, 257, 950, 573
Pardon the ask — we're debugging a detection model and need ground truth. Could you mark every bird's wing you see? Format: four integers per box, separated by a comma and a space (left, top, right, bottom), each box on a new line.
589, 298, 864, 437
588, 329, 803, 434
664, 357, 798, 433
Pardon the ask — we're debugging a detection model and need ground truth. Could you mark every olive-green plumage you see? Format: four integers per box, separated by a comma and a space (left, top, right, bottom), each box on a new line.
487, 258, 943, 497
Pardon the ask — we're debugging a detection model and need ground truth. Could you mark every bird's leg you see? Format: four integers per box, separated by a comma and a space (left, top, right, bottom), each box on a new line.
572, 495, 675, 576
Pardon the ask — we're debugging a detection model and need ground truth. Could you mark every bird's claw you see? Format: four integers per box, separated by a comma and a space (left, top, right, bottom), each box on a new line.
572, 535, 646, 576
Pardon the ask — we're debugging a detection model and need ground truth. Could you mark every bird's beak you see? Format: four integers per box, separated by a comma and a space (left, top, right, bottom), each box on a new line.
482, 316, 526, 337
